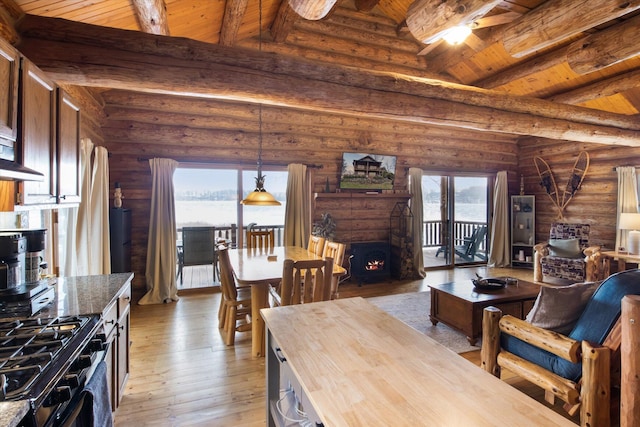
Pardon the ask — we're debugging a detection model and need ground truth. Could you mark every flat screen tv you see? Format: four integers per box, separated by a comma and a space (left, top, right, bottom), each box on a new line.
339, 152, 396, 191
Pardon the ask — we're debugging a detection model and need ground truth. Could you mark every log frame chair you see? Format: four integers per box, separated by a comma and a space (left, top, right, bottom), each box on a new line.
246, 229, 275, 251
217, 244, 252, 346
480, 269, 640, 427
307, 235, 326, 257
269, 257, 334, 307
322, 241, 346, 299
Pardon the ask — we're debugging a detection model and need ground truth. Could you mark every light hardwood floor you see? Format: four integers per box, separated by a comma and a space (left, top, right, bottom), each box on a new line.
114, 266, 580, 426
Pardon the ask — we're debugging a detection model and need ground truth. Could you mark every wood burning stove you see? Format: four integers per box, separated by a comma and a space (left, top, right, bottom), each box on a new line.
350, 241, 390, 284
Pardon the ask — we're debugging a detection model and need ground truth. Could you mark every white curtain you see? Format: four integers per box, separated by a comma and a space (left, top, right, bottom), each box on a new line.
139, 158, 179, 305
616, 167, 639, 250
73, 139, 110, 275
488, 171, 510, 267
408, 168, 426, 278
283, 164, 311, 248
89, 146, 111, 274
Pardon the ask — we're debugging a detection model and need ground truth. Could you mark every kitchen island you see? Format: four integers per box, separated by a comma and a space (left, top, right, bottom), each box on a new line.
1, 273, 133, 427
262, 297, 576, 426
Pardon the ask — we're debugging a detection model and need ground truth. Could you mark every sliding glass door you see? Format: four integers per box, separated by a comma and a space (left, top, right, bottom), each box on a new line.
421, 174, 490, 269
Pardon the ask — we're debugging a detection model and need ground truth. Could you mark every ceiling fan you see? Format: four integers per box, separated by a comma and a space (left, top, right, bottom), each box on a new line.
405, 0, 521, 56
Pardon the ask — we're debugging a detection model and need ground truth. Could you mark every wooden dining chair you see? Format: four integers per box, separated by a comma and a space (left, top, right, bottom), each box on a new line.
217, 245, 252, 346
270, 257, 334, 306
322, 241, 346, 299
307, 235, 326, 256
246, 229, 275, 251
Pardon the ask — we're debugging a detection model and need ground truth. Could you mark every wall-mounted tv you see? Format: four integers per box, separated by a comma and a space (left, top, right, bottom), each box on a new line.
339, 152, 396, 191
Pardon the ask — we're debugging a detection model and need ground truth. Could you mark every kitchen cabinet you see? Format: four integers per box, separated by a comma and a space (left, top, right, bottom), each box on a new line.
56, 88, 81, 204
103, 281, 131, 411
0, 37, 19, 144
110, 208, 132, 273
18, 59, 56, 205
511, 195, 535, 268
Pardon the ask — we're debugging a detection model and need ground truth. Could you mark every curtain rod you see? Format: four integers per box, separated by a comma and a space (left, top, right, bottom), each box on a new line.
612, 166, 640, 171
136, 157, 323, 169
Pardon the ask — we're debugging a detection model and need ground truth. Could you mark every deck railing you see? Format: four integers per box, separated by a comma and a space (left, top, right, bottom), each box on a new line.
177, 223, 285, 248
422, 220, 488, 253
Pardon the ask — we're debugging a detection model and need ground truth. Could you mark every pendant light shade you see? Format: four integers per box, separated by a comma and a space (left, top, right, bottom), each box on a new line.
241, 0, 281, 206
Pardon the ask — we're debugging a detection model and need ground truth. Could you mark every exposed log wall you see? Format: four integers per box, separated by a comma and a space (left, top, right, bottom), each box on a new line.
518, 137, 640, 249
101, 90, 519, 293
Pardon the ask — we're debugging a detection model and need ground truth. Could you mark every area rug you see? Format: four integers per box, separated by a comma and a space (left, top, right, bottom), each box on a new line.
367, 291, 479, 354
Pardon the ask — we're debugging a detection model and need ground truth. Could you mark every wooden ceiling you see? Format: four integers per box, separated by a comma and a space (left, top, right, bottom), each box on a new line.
2, 0, 640, 143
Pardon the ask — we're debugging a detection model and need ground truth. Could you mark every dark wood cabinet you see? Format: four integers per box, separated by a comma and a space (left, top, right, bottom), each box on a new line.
0, 37, 19, 144
19, 59, 57, 205
110, 208, 132, 273
103, 280, 131, 411
56, 88, 81, 204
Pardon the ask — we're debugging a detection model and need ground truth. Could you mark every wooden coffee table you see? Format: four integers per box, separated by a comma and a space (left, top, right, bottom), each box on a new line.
429, 279, 540, 345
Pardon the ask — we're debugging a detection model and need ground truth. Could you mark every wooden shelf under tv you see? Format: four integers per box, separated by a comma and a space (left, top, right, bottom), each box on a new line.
314, 192, 411, 199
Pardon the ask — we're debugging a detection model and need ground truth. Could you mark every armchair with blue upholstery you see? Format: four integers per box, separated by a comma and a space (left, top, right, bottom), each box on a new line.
481, 269, 640, 427
533, 222, 602, 285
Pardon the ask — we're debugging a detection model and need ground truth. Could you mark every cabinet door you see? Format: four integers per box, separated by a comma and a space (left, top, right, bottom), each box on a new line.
19, 59, 56, 205
116, 305, 130, 406
0, 37, 19, 143
57, 89, 81, 204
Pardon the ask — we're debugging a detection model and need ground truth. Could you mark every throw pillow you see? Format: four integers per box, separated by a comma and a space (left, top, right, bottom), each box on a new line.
547, 238, 582, 258
525, 281, 602, 335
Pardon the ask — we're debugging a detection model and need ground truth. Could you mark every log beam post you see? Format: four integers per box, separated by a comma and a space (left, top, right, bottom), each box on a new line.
580, 341, 611, 427
480, 306, 502, 377
621, 295, 640, 427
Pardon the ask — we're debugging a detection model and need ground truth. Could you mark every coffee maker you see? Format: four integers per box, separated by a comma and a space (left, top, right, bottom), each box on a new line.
0, 232, 26, 289
0, 228, 54, 317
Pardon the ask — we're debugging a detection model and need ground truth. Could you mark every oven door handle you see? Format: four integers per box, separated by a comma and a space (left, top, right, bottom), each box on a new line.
57, 391, 89, 427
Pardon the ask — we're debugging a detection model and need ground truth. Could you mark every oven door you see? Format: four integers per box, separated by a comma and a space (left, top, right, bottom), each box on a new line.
54, 358, 111, 427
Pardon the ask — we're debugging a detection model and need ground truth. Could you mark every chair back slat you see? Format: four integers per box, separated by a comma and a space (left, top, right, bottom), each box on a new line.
279, 257, 333, 306
308, 236, 326, 256
247, 229, 275, 251
322, 241, 345, 265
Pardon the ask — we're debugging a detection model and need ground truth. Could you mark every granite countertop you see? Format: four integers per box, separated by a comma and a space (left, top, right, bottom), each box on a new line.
1, 273, 134, 427
38, 272, 134, 318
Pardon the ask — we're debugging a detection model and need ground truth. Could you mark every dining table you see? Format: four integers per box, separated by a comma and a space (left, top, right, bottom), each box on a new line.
228, 245, 346, 357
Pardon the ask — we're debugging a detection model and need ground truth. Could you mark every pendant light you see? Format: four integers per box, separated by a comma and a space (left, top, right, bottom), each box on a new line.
241, 0, 281, 206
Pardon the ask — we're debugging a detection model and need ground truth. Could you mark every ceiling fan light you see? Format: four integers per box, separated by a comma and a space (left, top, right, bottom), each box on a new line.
442, 26, 472, 45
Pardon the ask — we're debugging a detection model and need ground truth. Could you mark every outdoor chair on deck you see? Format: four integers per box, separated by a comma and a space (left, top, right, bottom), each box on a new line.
481, 269, 640, 426
436, 225, 487, 261
177, 227, 216, 285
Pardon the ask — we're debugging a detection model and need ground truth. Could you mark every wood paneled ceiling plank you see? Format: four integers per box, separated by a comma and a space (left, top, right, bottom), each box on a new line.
131, 0, 169, 35
288, 0, 338, 20
567, 13, 640, 75
502, 0, 640, 58
406, 0, 502, 45
546, 68, 640, 105
219, 0, 249, 46
15, 14, 640, 145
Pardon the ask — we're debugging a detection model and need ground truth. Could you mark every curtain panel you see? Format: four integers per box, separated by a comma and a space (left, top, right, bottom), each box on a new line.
488, 171, 510, 267
283, 164, 311, 247
408, 168, 426, 278
139, 158, 179, 305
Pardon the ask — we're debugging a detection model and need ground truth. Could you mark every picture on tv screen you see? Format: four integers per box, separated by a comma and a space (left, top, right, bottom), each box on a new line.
339, 152, 396, 190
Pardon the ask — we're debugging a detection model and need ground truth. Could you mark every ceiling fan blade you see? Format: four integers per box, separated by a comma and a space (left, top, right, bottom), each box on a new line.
463, 32, 486, 52
417, 39, 444, 56
472, 11, 521, 29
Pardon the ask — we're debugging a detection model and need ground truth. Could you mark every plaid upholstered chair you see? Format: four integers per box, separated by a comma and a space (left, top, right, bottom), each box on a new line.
533, 223, 602, 285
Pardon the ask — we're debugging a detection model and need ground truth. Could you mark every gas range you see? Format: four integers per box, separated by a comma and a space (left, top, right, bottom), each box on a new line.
0, 315, 105, 427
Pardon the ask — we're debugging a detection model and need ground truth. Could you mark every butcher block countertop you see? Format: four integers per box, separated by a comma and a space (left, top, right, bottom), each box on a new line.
261, 297, 576, 426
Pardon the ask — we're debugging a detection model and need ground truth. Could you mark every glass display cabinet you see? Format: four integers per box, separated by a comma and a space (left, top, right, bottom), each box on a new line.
511, 195, 535, 268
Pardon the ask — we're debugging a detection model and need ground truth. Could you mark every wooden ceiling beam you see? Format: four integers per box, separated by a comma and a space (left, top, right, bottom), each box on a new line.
567, 13, 640, 75
502, 0, 640, 58
270, 0, 299, 43
219, 0, 250, 46
0, 0, 23, 44
130, 0, 169, 36
288, 0, 338, 20
354, 0, 380, 13
471, 11, 520, 29
14, 14, 640, 146
406, 0, 502, 45
547, 68, 640, 105
477, 14, 640, 89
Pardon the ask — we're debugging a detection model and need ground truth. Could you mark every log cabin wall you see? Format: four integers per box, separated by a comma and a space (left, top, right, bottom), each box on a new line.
101, 90, 520, 293
518, 137, 640, 249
